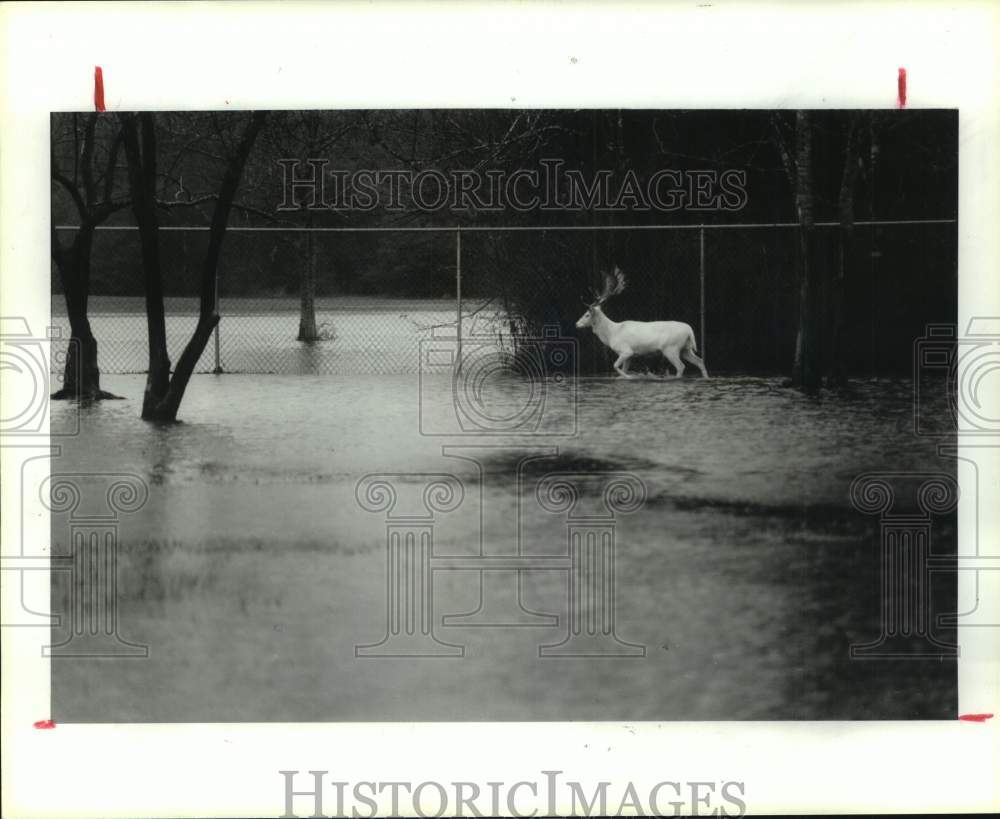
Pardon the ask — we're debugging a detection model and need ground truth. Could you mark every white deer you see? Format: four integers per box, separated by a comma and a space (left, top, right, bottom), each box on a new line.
575, 267, 709, 379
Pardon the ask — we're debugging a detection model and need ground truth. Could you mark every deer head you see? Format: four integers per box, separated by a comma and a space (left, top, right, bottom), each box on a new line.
576, 266, 626, 329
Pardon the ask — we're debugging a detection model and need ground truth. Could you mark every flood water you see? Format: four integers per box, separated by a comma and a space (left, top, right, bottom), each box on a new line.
48, 373, 957, 721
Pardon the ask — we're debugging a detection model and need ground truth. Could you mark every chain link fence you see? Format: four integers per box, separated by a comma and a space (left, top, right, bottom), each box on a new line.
51, 220, 956, 377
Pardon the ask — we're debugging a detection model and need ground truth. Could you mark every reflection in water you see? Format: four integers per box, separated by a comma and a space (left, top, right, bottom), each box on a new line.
49, 374, 956, 721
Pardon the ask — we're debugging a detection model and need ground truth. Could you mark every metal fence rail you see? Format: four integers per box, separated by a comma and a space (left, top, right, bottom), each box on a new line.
51, 219, 957, 376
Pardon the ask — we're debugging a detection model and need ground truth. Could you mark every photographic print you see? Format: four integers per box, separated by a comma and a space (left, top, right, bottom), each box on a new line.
4, 3, 998, 817
46, 107, 960, 722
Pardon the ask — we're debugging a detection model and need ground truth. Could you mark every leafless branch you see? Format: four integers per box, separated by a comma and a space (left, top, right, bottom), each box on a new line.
769, 113, 796, 190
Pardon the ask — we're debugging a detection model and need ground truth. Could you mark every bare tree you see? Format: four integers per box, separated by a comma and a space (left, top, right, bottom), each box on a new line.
771, 111, 821, 392
830, 112, 866, 388
792, 110, 821, 392
262, 112, 357, 341
121, 111, 267, 421
50, 114, 129, 399
771, 111, 874, 392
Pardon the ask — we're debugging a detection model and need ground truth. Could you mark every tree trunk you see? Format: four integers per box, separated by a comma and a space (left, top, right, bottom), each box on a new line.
791, 111, 822, 394
51, 226, 120, 399
50, 114, 127, 401
298, 210, 319, 341
122, 113, 173, 418
831, 115, 864, 389
122, 111, 265, 422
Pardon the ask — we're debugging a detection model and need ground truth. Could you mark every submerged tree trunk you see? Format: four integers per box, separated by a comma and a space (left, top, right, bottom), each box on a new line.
298, 210, 319, 341
296, 113, 323, 342
791, 110, 822, 394
122, 111, 266, 422
122, 113, 173, 418
831, 114, 864, 389
51, 224, 121, 399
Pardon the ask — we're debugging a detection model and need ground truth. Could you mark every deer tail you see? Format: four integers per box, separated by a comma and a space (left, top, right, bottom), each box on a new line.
687, 326, 698, 353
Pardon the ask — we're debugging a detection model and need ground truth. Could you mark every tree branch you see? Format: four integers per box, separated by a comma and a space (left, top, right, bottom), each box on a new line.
154, 194, 275, 222
769, 113, 796, 191
52, 165, 87, 216
80, 113, 98, 207
100, 127, 125, 205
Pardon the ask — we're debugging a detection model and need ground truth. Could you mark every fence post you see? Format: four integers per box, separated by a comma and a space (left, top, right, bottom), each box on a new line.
699, 226, 706, 356
456, 227, 463, 374
213, 268, 222, 374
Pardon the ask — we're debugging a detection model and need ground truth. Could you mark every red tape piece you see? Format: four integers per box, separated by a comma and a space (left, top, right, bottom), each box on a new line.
958, 713, 993, 723
94, 66, 105, 112
897, 67, 907, 108
33, 719, 56, 729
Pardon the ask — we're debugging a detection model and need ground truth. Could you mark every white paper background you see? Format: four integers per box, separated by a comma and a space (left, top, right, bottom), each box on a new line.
1, 2, 998, 816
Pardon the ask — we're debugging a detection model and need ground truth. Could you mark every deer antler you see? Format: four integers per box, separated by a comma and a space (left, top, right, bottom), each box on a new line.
609, 266, 626, 297
592, 266, 627, 305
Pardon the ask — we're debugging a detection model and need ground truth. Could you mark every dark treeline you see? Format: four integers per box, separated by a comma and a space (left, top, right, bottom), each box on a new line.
52, 109, 957, 391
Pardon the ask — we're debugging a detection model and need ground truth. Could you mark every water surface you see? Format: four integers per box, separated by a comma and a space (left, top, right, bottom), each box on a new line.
48, 373, 956, 721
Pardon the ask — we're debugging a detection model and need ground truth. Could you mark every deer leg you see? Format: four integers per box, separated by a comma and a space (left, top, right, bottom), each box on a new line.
613, 353, 634, 379
663, 348, 685, 378
682, 348, 709, 378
